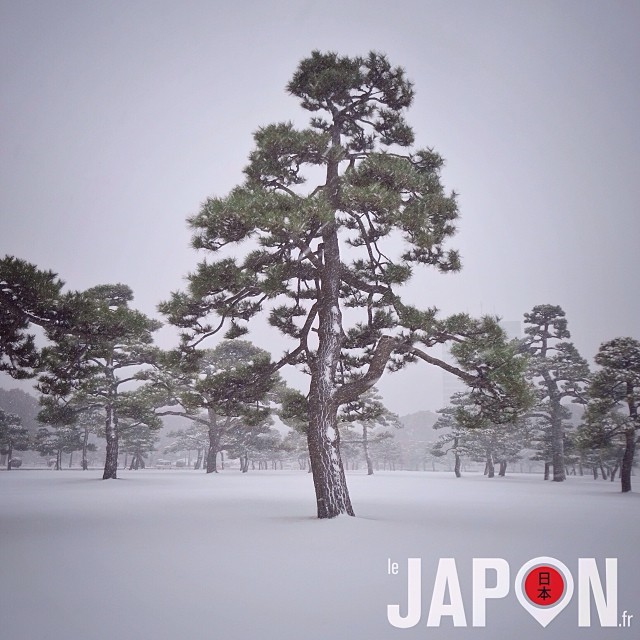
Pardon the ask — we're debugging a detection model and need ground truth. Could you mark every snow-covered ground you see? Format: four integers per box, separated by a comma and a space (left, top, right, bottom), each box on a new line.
1, 470, 637, 640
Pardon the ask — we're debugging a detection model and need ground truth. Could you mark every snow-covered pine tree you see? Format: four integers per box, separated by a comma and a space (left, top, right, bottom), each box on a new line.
0, 256, 71, 379
586, 337, 640, 492
339, 387, 401, 475
160, 51, 531, 517
0, 409, 30, 469
523, 305, 590, 482
148, 340, 279, 473
38, 284, 160, 479
433, 392, 529, 478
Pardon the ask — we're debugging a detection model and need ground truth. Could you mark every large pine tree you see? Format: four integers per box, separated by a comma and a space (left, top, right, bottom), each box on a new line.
523, 305, 590, 481
161, 51, 531, 517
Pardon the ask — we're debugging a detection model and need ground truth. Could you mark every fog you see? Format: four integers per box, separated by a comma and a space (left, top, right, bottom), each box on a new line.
2, 0, 639, 412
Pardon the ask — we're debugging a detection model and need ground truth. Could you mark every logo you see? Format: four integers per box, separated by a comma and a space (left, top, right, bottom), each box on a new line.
386, 556, 633, 629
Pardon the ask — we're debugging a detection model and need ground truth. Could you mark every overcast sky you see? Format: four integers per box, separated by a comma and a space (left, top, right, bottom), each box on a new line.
1, 0, 639, 414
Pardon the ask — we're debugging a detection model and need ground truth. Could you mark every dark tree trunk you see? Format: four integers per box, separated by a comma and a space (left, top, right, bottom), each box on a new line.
206, 416, 218, 474
82, 425, 89, 470
362, 424, 374, 475
6, 444, 13, 470
485, 451, 495, 478
68, 451, 73, 468
307, 373, 353, 518
610, 463, 618, 482
544, 461, 551, 480
499, 461, 507, 477
304, 122, 355, 519
620, 427, 636, 493
103, 400, 119, 480
454, 453, 461, 478
550, 410, 565, 482
592, 466, 598, 480
206, 446, 217, 474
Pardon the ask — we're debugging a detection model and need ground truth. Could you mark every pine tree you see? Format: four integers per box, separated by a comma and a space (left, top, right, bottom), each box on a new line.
38, 284, 160, 479
339, 387, 401, 475
523, 305, 590, 482
0, 409, 30, 469
586, 337, 640, 492
160, 51, 531, 517
148, 341, 279, 473
0, 256, 70, 379
164, 424, 209, 469
433, 392, 529, 478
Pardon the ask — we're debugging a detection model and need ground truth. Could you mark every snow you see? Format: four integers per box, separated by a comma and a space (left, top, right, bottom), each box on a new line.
1, 470, 638, 640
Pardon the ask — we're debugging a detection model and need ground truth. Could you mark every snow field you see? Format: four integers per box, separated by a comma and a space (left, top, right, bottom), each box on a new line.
1, 470, 637, 640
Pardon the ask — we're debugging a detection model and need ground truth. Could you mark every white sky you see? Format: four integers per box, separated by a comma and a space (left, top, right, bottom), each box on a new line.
1, 0, 639, 413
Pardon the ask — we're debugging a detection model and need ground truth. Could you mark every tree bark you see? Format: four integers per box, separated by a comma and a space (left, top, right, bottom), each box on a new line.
485, 451, 495, 478
362, 424, 374, 475
82, 425, 89, 470
544, 461, 550, 480
499, 460, 507, 477
620, 427, 636, 493
454, 454, 461, 478
549, 394, 566, 482
102, 400, 119, 479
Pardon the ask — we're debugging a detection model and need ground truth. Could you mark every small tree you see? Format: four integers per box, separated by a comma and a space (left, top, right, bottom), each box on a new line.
339, 387, 401, 475
434, 392, 529, 478
523, 305, 590, 482
149, 341, 279, 474
0, 409, 30, 469
587, 337, 640, 492
164, 424, 209, 469
161, 51, 531, 517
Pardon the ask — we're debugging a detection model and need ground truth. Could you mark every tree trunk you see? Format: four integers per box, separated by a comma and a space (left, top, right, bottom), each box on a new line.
307, 369, 354, 518
485, 451, 495, 478
620, 427, 636, 493
194, 448, 203, 470
82, 425, 89, 470
304, 122, 355, 519
103, 400, 119, 480
362, 424, 374, 475
544, 461, 550, 480
599, 462, 608, 480
68, 451, 73, 468
499, 460, 507, 477
610, 464, 618, 482
206, 418, 218, 474
6, 443, 13, 470
206, 446, 217, 474
454, 452, 461, 478
548, 389, 566, 482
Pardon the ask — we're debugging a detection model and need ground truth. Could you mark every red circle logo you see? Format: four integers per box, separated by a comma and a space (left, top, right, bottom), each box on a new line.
523, 565, 565, 606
